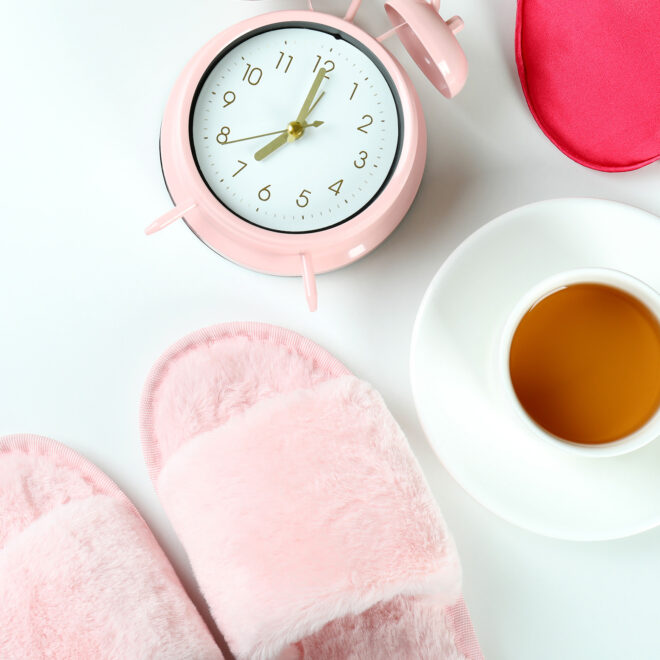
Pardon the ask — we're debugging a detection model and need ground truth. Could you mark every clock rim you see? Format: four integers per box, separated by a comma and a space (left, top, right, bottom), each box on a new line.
160, 9, 427, 276
188, 22, 405, 236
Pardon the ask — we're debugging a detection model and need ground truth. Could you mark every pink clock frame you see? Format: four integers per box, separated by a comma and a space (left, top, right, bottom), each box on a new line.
147, 3, 466, 310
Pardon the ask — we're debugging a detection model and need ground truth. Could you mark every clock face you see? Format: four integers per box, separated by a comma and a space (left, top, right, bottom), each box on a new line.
190, 24, 402, 234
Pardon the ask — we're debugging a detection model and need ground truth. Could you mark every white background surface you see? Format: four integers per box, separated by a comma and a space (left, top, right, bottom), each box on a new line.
1, 1, 658, 658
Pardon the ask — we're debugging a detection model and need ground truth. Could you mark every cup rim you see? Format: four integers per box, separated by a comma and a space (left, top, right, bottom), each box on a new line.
499, 267, 660, 458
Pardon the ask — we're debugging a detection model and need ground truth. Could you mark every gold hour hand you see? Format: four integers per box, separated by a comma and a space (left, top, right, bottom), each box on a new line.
254, 132, 288, 162
254, 120, 324, 162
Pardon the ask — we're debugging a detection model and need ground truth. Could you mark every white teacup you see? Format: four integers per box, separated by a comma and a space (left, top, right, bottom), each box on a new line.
499, 267, 660, 458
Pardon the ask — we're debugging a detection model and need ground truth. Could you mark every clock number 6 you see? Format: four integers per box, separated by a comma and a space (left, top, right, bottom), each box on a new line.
354, 151, 368, 169
216, 126, 231, 144
296, 189, 311, 208
258, 185, 271, 202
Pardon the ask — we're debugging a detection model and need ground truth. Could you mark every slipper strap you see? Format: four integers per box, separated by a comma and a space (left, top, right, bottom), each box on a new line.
158, 376, 461, 659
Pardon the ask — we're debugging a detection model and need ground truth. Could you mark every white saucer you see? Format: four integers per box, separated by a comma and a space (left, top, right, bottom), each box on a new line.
411, 198, 660, 541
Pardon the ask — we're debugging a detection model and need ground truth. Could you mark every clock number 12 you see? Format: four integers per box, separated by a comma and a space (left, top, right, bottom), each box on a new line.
313, 56, 335, 78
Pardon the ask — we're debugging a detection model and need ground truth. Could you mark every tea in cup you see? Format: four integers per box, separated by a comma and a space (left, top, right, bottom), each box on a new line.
500, 268, 660, 456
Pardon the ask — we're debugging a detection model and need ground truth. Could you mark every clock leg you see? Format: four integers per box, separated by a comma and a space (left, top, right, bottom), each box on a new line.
344, 0, 363, 22
301, 253, 318, 313
145, 201, 197, 235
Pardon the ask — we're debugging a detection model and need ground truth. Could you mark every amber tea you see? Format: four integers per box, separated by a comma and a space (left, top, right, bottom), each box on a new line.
509, 283, 660, 445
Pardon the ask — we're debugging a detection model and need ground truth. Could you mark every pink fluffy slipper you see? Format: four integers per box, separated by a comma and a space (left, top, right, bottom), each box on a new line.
0, 434, 223, 659
140, 322, 482, 660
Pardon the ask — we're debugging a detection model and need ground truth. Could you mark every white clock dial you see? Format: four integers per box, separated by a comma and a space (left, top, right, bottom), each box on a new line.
190, 25, 401, 233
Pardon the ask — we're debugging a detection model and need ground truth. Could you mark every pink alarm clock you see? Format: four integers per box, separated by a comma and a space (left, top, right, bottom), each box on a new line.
146, 0, 467, 310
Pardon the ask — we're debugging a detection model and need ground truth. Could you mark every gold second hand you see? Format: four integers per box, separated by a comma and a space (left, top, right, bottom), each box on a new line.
222, 121, 322, 146
222, 128, 288, 146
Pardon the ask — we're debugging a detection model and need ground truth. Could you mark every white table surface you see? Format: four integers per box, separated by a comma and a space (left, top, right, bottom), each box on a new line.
1, 1, 659, 658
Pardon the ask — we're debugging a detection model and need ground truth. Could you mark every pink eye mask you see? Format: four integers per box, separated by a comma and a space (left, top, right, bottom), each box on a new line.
0, 435, 222, 659
516, 0, 660, 171
141, 322, 483, 660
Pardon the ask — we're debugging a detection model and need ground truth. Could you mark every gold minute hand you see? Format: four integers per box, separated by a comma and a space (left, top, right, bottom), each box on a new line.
253, 71, 326, 162
254, 120, 324, 162
296, 68, 327, 123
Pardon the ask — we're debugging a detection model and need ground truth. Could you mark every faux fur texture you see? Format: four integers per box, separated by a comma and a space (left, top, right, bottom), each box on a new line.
158, 377, 461, 659
142, 323, 484, 660
0, 450, 97, 548
0, 436, 222, 660
297, 595, 466, 659
145, 326, 349, 478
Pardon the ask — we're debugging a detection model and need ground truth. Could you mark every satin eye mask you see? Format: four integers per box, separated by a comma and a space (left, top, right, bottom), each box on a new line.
516, 0, 660, 172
